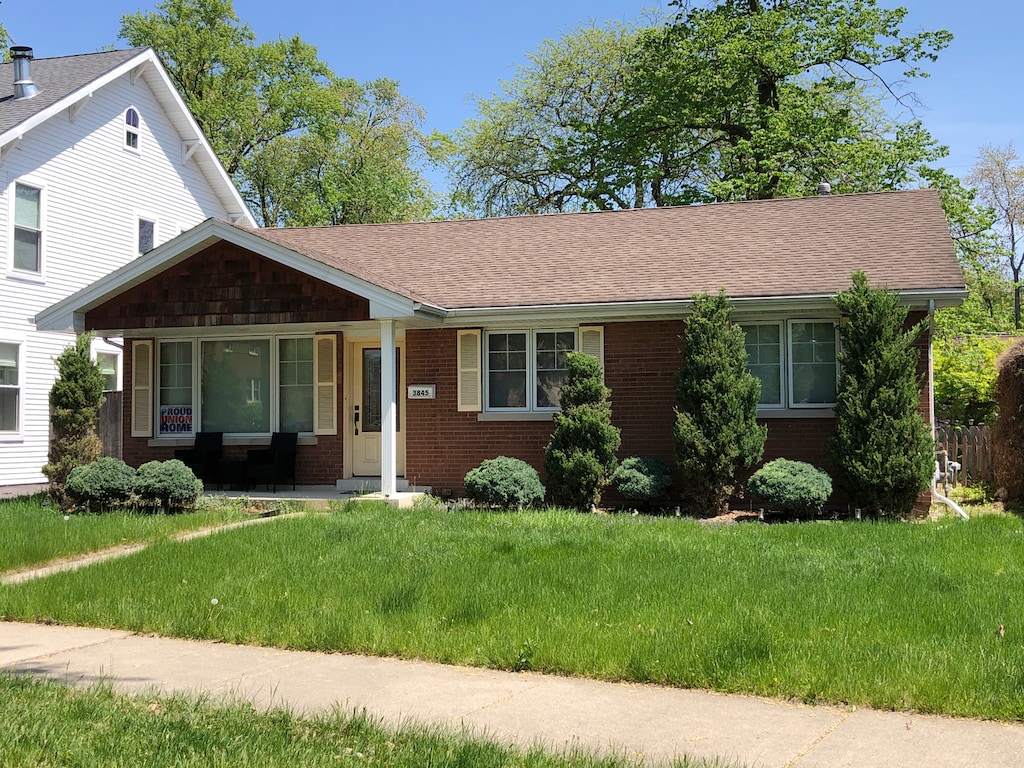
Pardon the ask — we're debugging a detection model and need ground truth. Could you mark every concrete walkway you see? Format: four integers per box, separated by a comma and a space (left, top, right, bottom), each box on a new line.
2, 622, 1021, 767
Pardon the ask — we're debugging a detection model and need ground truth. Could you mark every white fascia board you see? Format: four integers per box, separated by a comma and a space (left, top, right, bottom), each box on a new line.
36, 220, 426, 330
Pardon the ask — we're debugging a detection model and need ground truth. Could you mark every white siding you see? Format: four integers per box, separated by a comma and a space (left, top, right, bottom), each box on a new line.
0, 71, 235, 488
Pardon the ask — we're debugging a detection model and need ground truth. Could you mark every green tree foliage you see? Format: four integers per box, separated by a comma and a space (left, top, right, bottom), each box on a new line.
674, 291, 766, 515
67, 457, 137, 512
933, 335, 1011, 426
120, 0, 435, 226
450, 20, 647, 216
450, 3, 955, 215
993, 338, 1024, 504
43, 334, 106, 511
622, 0, 952, 203
544, 352, 621, 510
828, 271, 934, 515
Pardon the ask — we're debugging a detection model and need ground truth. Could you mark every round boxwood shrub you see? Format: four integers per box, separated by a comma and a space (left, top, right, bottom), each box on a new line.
464, 456, 545, 509
748, 458, 832, 517
611, 456, 673, 507
134, 459, 203, 512
66, 457, 137, 511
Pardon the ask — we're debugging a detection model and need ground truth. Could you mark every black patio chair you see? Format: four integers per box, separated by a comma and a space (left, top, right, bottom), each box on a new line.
173, 431, 224, 484
245, 432, 298, 491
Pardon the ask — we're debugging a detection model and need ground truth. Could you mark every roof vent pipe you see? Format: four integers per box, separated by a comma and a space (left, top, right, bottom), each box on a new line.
11, 46, 39, 100
817, 181, 832, 196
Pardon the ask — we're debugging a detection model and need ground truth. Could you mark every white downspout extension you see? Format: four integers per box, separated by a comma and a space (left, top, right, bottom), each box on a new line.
928, 299, 968, 520
380, 319, 397, 497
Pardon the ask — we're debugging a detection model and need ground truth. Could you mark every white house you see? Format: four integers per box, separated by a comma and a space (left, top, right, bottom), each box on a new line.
0, 46, 253, 495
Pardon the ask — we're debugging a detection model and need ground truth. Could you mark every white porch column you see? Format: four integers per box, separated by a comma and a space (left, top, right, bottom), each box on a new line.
380, 319, 397, 497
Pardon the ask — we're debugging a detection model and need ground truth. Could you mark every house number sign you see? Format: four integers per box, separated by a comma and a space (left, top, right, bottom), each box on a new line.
407, 384, 436, 399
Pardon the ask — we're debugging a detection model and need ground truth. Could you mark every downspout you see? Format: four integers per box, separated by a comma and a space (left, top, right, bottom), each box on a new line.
928, 299, 969, 520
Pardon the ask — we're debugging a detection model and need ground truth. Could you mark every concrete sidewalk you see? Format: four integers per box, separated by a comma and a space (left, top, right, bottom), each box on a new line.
2, 622, 1022, 767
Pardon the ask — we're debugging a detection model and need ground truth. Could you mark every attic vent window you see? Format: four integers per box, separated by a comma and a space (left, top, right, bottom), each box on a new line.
124, 108, 140, 150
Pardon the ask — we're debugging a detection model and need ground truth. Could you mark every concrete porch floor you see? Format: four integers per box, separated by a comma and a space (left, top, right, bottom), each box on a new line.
203, 485, 428, 509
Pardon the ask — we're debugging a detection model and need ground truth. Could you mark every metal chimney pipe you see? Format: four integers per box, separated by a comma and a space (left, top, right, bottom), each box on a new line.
817, 181, 832, 196
11, 46, 39, 100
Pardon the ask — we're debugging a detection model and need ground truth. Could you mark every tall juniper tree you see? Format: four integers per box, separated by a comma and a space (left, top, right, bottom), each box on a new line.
544, 351, 621, 510
675, 291, 766, 515
43, 333, 106, 511
828, 271, 934, 515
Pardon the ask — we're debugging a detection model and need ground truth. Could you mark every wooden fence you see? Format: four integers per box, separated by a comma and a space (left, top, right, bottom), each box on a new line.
935, 425, 993, 486
97, 391, 123, 460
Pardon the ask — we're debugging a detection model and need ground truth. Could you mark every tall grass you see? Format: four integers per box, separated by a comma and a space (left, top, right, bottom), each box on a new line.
0, 495, 246, 572
3, 503, 1023, 720
1, 676, 725, 768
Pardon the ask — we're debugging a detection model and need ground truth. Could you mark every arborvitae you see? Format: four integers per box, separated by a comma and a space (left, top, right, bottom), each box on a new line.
43, 333, 106, 511
827, 271, 934, 516
993, 338, 1024, 505
544, 351, 621, 510
674, 291, 766, 516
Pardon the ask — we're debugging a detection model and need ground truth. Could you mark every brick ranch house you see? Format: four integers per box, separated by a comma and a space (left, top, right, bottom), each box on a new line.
37, 189, 966, 503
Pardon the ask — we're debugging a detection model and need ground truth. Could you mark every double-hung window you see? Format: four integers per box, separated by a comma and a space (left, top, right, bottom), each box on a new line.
13, 182, 42, 273
0, 342, 19, 432
486, 330, 575, 411
125, 108, 140, 150
742, 320, 838, 410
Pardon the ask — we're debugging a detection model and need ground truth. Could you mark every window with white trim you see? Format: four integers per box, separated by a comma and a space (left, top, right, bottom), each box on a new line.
158, 340, 194, 435
152, 336, 320, 436
96, 352, 120, 392
0, 342, 19, 432
13, 182, 42, 273
125, 108, 140, 150
138, 218, 155, 255
742, 320, 838, 409
485, 329, 575, 411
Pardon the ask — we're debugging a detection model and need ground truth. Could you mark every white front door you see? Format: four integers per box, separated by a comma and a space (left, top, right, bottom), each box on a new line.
352, 343, 404, 476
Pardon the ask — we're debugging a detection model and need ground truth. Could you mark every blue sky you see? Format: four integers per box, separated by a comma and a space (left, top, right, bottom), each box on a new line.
3, 0, 1019, 180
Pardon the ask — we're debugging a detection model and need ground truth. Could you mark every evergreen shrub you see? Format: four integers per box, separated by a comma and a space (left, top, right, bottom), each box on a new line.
827, 271, 934, 516
544, 352, 621, 510
134, 459, 203, 512
674, 291, 766, 515
748, 459, 832, 516
43, 333, 106, 510
610, 456, 673, 507
464, 456, 545, 509
66, 457, 137, 511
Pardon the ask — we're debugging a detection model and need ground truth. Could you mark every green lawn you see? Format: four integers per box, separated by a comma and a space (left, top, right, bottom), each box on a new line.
1, 675, 727, 768
0, 495, 247, 573
2, 501, 1023, 720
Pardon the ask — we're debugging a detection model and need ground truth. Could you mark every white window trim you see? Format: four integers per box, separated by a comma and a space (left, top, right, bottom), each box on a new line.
154, 334, 321, 438
8, 177, 46, 281
743, 319, 839, 414
483, 328, 577, 413
137, 215, 158, 256
0, 337, 24, 440
124, 107, 141, 153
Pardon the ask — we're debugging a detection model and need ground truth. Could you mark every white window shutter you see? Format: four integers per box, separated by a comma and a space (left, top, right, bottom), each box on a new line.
457, 329, 481, 412
579, 326, 605, 368
131, 340, 153, 438
314, 335, 337, 435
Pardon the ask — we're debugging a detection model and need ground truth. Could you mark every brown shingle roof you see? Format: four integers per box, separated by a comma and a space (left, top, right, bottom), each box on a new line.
242, 190, 964, 311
